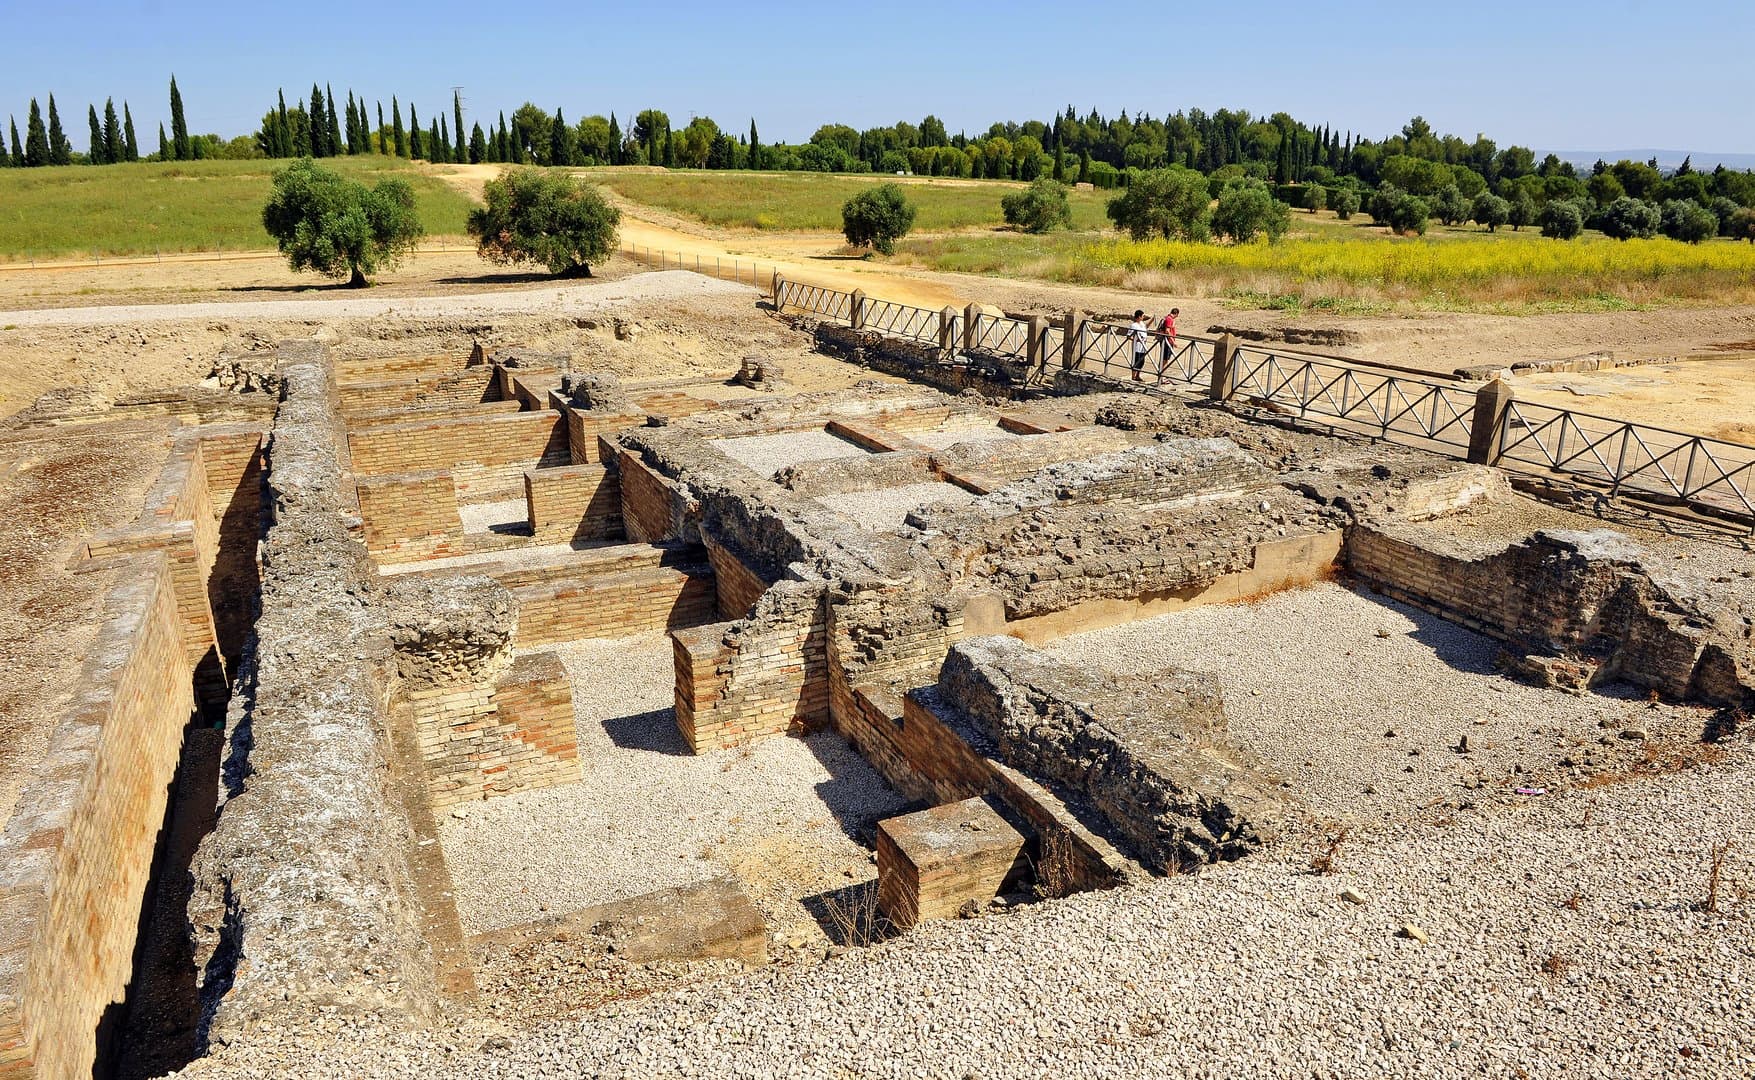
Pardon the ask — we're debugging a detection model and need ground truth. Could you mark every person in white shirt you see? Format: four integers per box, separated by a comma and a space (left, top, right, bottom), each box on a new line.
1128, 310, 1149, 382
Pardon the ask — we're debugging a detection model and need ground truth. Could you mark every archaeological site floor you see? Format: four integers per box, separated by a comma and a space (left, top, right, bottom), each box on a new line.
0, 271, 1749, 1080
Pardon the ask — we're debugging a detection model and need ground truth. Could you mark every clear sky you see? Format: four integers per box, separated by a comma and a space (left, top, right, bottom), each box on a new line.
3, 0, 1750, 156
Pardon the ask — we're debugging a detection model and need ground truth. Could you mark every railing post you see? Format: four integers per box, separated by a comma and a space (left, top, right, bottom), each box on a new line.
1024, 315, 1047, 373
964, 304, 981, 353
938, 306, 959, 354
771, 271, 783, 306
1062, 312, 1083, 370
1467, 379, 1513, 465
850, 289, 866, 330
1209, 334, 1238, 401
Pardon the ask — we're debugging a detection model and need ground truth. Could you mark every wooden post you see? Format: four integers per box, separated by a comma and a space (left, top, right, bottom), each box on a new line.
1026, 315, 1047, 374
939, 306, 960, 354
1209, 334, 1238, 401
1467, 379, 1514, 465
1062, 312, 1083, 370
771, 271, 784, 307
963, 303, 981, 353
850, 289, 867, 330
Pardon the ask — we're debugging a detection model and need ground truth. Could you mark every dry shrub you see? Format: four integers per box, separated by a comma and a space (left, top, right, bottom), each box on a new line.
819, 882, 892, 948
1703, 842, 1733, 915
1310, 825, 1350, 875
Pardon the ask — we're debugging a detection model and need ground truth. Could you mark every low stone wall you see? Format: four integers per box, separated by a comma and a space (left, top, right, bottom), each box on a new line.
1347, 524, 1754, 703
188, 345, 439, 1050
673, 580, 828, 752
346, 409, 569, 498
701, 533, 771, 620
524, 465, 622, 544
934, 637, 1291, 872
0, 553, 194, 1080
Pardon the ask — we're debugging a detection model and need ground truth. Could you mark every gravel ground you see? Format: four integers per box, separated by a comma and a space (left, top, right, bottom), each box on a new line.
183, 739, 1754, 1078
455, 498, 527, 535
1042, 582, 1713, 824
438, 634, 907, 936
910, 425, 1022, 450
815, 481, 977, 530
710, 429, 870, 478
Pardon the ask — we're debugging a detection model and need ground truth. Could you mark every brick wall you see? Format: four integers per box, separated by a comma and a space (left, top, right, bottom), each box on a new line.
672, 580, 829, 752
701, 534, 770, 620
196, 430, 264, 662
338, 369, 501, 418
346, 411, 569, 497
0, 553, 194, 1080
565, 410, 645, 464
524, 465, 623, 544
615, 446, 693, 543
356, 471, 464, 555
513, 562, 715, 649
335, 353, 471, 386
410, 652, 580, 809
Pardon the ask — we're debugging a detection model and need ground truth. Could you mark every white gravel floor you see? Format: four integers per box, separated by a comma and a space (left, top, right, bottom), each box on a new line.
1042, 582, 1710, 823
455, 498, 527, 535
189, 744, 1755, 1078
438, 633, 907, 936
815, 481, 977, 531
910, 425, 1023, 450
710, 429, 870, 478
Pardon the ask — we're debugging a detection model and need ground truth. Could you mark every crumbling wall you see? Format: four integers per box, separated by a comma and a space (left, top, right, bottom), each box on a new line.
187, 345, 438, 1050
935, 637, 1290, 870
1348, 525, 1755, 703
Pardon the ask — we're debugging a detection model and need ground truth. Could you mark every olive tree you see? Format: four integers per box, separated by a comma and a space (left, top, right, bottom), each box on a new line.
1001, 178, 1073, 233
1730, 207, 1755, 243
1659, 200, 1717, 244
1302, 183, 1327, 213
468, 169, 621, 277
1212, 180, 1291, 243
1431, 185, 1470, 227
1539, 200, 1585, 240
1329, 187, 1361, 220
1471, 192, 1511, 232
1599, 197, 1661, 240
261, 158, 422, 287
1105, 166, 1212, 241
841, 183, 916, 254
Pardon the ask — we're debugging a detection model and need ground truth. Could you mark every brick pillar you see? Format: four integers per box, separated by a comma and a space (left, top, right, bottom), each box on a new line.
1209, 334, 1239, 401
1062, 312, 1083, 369
1467, 379, 1514, 465
1026, 315, 1047, 373
850, 289, 867, 330
939, 306, 960, 353
963, 303, 981, 352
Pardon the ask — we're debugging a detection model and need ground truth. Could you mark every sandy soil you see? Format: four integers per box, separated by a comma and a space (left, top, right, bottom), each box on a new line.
0, 164, 1751, 435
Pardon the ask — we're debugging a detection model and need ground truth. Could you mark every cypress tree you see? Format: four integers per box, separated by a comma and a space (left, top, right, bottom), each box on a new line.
607, 113, 621, 165
9, 117, 22, 167
439, 114, 451, 162
122, 102, 138, 161
1052, 144, 1065, 181
1077, 147, 1090, 184
169, 76, 189, 160
496, 112, 509, 163
469, 122, 485, 164
428, 119, 440, 161
549, 107, 568, 167
377, 102, 385, 153
103, 99, 121, 163
391, 97, 406, 157
156, 122, 168, 161
326, 85, 342, 158
452, 91, 466, 164
748, 118, 759, 170
308, 85, 327, 156
345, 92, 359, 154
663, 128, 676, 168
47, 96, 71, 165
409, 105, 423, 159
277, 91, 291, 157
88, 105, 105, 164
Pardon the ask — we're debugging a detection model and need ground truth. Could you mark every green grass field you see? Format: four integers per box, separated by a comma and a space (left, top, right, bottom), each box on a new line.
0, 158, 476, 260
583, 168, 1112, 232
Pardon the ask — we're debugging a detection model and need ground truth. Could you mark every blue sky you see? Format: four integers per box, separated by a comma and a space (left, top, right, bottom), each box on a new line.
3, 0, 1750, 155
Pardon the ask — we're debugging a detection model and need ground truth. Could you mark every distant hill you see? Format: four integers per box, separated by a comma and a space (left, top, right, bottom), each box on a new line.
1550, 149, 1755, 173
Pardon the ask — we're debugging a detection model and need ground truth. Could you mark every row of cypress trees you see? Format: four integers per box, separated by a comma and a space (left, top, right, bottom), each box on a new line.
3, 76, 190, 166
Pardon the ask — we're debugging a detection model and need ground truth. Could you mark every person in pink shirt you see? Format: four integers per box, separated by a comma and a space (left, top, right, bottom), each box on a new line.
1158, 307, 1180, 369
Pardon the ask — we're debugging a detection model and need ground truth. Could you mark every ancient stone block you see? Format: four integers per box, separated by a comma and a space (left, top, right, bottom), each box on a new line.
877, 797, 1027, 929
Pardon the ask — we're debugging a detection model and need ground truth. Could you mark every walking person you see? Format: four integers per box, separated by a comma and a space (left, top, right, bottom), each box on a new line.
1128, 309, 1150, 382
1158, 307, 1180, 373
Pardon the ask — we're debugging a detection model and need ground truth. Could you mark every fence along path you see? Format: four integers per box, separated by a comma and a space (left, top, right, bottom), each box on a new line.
768, 275, 1755, 530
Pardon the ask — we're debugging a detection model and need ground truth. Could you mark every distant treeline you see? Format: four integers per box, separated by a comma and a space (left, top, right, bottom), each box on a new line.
6, 78, 1754, 240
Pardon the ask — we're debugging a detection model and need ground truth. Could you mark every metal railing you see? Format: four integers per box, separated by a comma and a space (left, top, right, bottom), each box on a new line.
1496, 400, 1755, 520
1225, 344, 1478, 454
1075, 321, 1216, 387
658, 263, 1754, 528
862, 297, 942, 344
